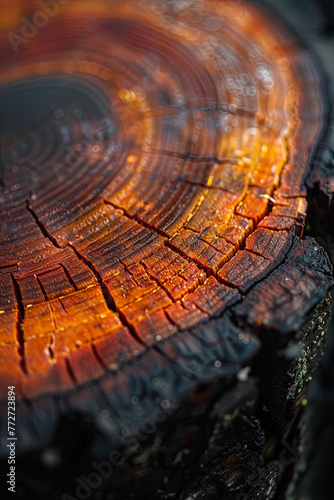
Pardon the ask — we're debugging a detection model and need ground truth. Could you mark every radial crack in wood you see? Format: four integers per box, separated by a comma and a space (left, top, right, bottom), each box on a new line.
0, 0, 333, 499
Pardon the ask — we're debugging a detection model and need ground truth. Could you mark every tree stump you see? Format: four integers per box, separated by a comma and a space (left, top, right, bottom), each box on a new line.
0, 1, 333, 499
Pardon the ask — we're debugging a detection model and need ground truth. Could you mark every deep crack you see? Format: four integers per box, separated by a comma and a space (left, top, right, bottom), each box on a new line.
10, 274, 27, 375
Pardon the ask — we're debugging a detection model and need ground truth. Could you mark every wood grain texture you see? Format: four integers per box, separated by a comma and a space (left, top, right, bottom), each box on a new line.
0, 0, 333, 498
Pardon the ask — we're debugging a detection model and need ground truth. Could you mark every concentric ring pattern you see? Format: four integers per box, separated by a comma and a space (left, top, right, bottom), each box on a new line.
0, 0, 324, 399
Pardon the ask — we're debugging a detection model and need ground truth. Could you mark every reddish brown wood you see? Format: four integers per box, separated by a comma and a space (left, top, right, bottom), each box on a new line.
0, 1, 332, 498
0, 0, 329, 400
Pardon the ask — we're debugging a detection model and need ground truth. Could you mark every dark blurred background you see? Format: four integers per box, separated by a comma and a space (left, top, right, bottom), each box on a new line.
262, 2, 334, 499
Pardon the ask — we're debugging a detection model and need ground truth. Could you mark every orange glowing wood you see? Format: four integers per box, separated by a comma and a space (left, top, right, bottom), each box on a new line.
0, 0, 331, 437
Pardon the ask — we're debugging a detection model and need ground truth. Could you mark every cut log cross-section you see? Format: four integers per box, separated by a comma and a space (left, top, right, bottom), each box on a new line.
0, 1, 333, 498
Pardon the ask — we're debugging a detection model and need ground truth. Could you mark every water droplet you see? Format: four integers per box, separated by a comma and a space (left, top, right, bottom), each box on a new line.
54, 108, 64, 120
